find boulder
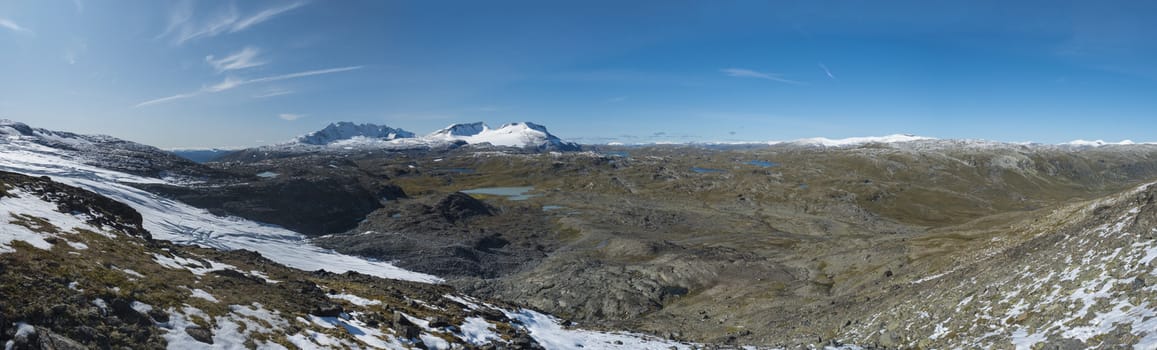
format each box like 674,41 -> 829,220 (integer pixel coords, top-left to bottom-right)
184,326 -> 213,344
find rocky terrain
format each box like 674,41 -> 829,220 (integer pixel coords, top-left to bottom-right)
301,139 -> 1157,347
0,170 -> 690,349
7,119 -> 1157,349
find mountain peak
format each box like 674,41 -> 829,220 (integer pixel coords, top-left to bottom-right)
429,122 -> 487,137
427,121 -> 580,151
296,122 -> 416,145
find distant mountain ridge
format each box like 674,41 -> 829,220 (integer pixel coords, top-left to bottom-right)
0,119 -> 218,179
425,122 -> 581,151
281,121 -> 580,151
296,121 -> 416,145
429,122 -> 486,137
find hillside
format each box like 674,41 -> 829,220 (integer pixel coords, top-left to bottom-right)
8,120 -> 1157,348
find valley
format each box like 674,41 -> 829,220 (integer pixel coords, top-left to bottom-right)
6,2 -> 1153,349
5,119 -> 1157,349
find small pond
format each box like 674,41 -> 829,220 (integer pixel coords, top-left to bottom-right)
745,160 -> 779,168
691,167 -> 726,174
461,186 -> 538,201
256,171 -> 279,178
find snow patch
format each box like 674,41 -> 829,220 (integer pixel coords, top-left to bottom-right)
190,289 -> 219,303
0,189 -> 99,253
327,293 -> 382,306
0,136 -> 440,283
457,317 -> 502,345
504,308 -> 694,349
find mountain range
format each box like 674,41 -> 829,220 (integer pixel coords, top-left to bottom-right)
7,119 -> 1157,348
289,121 -> 579,152
0,120 -> 696,349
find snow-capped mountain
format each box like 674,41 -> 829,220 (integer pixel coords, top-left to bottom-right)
0,120 -> 701,349
1063,139 -> 1157,147
426,122 -> 580,151
429,122 -> 486,137
775,134 -> 935,147
296,121 -> 417,145
0,119 -> 220,179
233,121 -> 581,158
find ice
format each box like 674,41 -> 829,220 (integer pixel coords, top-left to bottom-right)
0,137 -> 441,283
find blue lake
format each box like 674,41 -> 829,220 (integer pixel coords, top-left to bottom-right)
461,186 -> 538,201
745,160 -> 779,168
691,167 -> 726,173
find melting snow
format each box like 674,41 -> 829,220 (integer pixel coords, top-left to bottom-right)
505,308 -> 694,349
308,314 -> 407,349
327,293 -> 382,306
162,304 -> 291,350
0,189 -> 96,253
457,317 -> 502,345
131,301 -> 154,315
190,288 -> 219,303
0,137 -> 441,283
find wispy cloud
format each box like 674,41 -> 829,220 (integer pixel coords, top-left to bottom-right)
135,65 -> 362,107
159,1 -> 307,45
0,18 -> 32,33
253,88 -> 293,99
232,2 -> 307,32
135,92 -> 201,107
721,68 -> 801,84
206,46 -> 267,73
278,113 -> 304,121
606,96 -> 627,103
237,66 -> 361,85
818,62 -> 836,80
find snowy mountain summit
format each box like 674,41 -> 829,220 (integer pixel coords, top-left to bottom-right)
296,121 -> 416,145
427,122 -> 580,151
283,121 -> 579,151
429,122 -> 487,137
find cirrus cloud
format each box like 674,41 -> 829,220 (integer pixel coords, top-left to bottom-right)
0,18 -> 32,33
721,68 -> 801,84
159,1 -> 308,45
135,65 -> 362,107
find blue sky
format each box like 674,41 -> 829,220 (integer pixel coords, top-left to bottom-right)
2,1 -> 1156,148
